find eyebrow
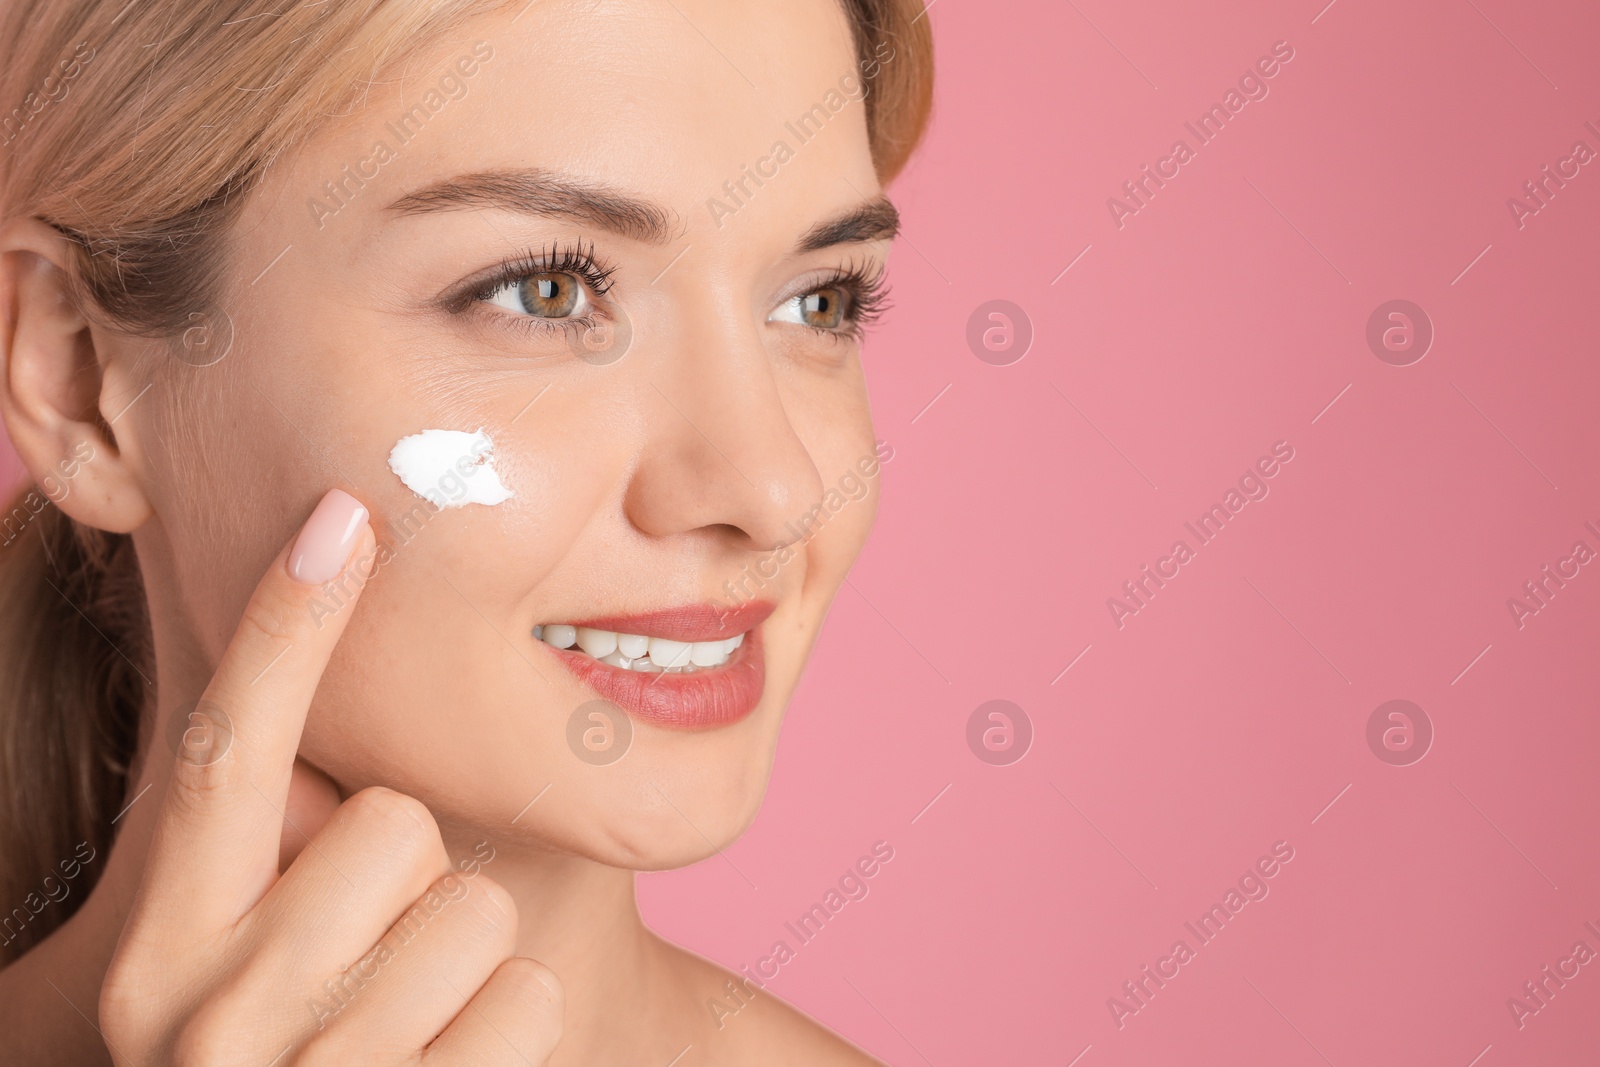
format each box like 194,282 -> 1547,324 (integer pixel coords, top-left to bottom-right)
389,168 -> 676,244
387,168 -> 899,253
797,196 -> 900,252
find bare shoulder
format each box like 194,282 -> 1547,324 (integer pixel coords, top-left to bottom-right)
666,942 -> 886,1066
712,983 -> 886,1066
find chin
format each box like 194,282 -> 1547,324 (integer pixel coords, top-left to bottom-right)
552,720 -> 782,871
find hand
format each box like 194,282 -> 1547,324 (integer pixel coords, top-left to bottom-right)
99,489 -> 563,1065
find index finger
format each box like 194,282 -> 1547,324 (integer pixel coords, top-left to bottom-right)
135,488 -> 376,935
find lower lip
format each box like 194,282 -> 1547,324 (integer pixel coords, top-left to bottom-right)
548,627 -> 766,729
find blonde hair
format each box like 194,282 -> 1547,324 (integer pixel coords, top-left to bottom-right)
0,0 -> 933,963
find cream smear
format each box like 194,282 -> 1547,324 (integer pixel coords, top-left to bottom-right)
387,427 -> 513,508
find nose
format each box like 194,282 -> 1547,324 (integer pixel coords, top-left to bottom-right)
624,316 -> 825,553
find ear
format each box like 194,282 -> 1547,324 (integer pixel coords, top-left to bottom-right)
0,217 -> 153,533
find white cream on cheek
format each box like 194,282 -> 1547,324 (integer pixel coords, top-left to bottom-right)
387,427 -> 514,507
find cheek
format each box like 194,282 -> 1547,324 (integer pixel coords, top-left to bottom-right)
792,454 -> 880,607
794,377 -> 879,567
810,484 -> 878,578
310,407 -> 620,698
143,378 -> 323,659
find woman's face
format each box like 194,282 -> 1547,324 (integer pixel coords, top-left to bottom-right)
132,0 -> 893,865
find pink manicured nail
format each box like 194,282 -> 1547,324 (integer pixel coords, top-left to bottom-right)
288,489 -> 369,585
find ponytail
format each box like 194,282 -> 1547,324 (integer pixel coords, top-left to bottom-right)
0,497 -> 148,964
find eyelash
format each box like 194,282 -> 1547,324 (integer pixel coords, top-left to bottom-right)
448,241 -> 890,342
451,240 -> 617,311
813,257 -> 892,342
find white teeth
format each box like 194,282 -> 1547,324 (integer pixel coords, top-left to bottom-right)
539,622 -> 746,673
648,637 -> 692,668
575,626 -> 617,658
543,624 -> 577,649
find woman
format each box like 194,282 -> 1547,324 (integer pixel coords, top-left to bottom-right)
0,0 -> 933,1061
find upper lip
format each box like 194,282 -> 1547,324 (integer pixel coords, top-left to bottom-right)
550,600 -> 775,643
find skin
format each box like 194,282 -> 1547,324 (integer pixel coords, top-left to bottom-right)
0,0 -> 897,1062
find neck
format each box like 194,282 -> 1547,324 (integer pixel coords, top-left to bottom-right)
429,820 -> 670,1043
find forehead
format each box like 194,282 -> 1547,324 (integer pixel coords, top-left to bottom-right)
254,0 -> 873,238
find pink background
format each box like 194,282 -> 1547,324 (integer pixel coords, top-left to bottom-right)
8,1 -> 1600,1063
642,0 -> 1600,1064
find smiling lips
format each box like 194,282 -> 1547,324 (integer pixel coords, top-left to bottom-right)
534,601 -> 774,729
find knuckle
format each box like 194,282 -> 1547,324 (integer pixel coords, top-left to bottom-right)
297,1027 -> 405,1067
500,957 -> 565,1025
171,1000 -> 248,1067
344,786 -> 439,857
97,967 -> 151,1049
169,967 -> 286,1067
461,874 -> 519,945
165,738 -> 240,808
476,874 -> 517,919
236,584 -> 303,648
